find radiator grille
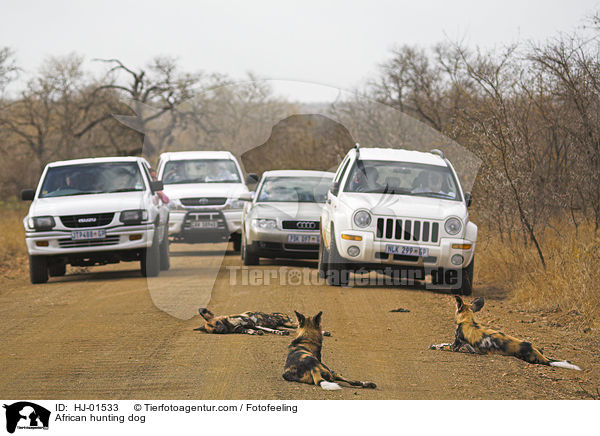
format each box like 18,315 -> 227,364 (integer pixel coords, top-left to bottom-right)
180,197 -> 227,206
376,218 -> 440,243
58,235 -> 120,248
60,213 -> 114,228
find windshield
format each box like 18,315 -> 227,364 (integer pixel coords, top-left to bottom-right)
344,160 -> 461,201
39,162 -> 145,198
161,159 -> 241,184
257,176 -> 333,203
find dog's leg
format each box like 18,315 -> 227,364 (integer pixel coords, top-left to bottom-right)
332,372 -> 377,389
254,326 -> 289,336
429,342 -> 453,350
241,328 -> 263,335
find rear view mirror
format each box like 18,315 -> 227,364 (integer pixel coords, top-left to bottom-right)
238,192 -> 254,202
329,181 -> 340,196
464,192 -> 472,207
245,173 -> 259,185
21,189 -> 35,201
150,180 -> 164,192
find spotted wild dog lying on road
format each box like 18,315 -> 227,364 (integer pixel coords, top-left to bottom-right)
194,308 -> 296,335
430,296 -> 581,370
282,311 -> 377,390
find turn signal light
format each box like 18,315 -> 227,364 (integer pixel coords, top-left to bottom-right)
452,243 -> 472,250
129,234 -> 143,241
35,241 -> 49,247
341,234 -> 363,241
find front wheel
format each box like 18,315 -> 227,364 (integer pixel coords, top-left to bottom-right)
48,263 -> 66,277
159,225 -> 170,271
29,255 -> 49,284
318,233 -> 329,279
326,229 -> 349,286
458,256 -> 474,296
141,229 -> 161,277
242,231 -> 259,266
231,233 -> 242,252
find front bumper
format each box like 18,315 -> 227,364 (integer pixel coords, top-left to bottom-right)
334,229 -> 475,269
248,226 -> 321,259
25,224 -> 155,256
168,209 -> 242,237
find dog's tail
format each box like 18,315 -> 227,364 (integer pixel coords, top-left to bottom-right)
319,380 -> 342,390
549,360 -> 581,371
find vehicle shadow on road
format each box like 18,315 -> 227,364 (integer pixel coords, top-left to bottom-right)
169,249 -> 237,257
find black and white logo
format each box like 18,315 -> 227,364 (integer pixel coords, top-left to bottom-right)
296,221 -> 316,229
3,402 -> 50,433
78,217 -> 97,223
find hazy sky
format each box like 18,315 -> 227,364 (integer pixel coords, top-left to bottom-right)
2,0 -> 599,101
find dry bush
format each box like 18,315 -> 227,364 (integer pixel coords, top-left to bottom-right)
0,200 -> 28,278
477,218 -> 600,331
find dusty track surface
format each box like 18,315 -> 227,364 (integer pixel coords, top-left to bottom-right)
1,244 -> 598,400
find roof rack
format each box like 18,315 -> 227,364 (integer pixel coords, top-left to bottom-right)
429,149 -> 444,159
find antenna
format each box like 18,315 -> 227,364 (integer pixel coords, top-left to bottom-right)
355,142 -> 360,157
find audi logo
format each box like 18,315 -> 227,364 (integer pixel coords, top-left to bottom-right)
78,217 -> 97,223
296,221 -> 316,229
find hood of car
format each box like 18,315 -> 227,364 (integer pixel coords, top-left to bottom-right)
251,202 -> 325,220
339,192 -> 467,220
162,183 -> 248,200
29,191 -> 147,217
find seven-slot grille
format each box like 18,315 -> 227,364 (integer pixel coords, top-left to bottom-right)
282,220 -> 320,231
376,218 -> 440,243
180,197 -> 227,206
60,213 -> 114,228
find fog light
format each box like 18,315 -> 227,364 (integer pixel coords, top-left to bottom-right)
451,254 -> 464,265
347,246 -> 360,257
35,241 -> 49,247
129,234 -> 143,241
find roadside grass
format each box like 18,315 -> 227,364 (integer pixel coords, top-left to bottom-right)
0,199 -> 28,279
477,219 -> 600,332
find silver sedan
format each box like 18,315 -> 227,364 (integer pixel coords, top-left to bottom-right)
239,170 -> 334,265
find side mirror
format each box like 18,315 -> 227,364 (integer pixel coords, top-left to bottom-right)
464,192 -> 472,207
21,189 -> 35,201
245,173 -> 259,185
329,181 -> 340,196
238,192 -> 254,202
150,180 -> 164,192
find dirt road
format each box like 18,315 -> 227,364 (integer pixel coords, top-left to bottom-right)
1,244 -> 598,400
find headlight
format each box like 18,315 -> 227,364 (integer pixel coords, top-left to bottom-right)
445,217 -> 462,235
353,210 -> 372,228
120,209 -> 148,224
228,199 -> 245,210
168,199 -> 182,210
253,218 -> 277,229
30,216 -> 55,231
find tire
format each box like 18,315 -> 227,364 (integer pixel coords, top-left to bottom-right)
318,232 -> 329,279
242,231 -> 259,266
29,255 -> 49,284
458,256 -> 474,296
48,263 -> 66,277
141,228 -> 161,277
159,225 -> 170,271
326,227 -> 349,286
231,233 -> 242,252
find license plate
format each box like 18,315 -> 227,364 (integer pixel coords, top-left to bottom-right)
191,221 -> 219,229
287,234 -> 320,244
71,230 -> 106,240
385,244 -> 429,257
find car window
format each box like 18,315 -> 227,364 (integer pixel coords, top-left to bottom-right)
257,176 -> 333,203
162,159 -> 241,184
334,156 -> 351,183
343,160 -> 460,201
39,162 -> 145,198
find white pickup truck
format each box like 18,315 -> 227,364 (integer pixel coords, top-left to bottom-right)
319,146 -> 477,294
156,151 -> 250,250
21,157 -> 170,283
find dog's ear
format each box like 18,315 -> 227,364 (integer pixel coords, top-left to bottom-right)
471,297 -> 484,313
198,308 -> 214,321
313,311 -> 323,327
455,295 -> 465,311
294,310 -> 306,327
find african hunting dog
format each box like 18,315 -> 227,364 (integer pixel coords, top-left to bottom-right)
430,296 -> 581,370
282,311 -> 377,390
194,308 -> 296,335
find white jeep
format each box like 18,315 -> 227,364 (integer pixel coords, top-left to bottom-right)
156,151 -> 250,251
319,146 -> 477,294
21,156 -> 170,283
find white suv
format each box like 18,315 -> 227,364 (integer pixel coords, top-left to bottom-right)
157,151 -> 249,250
21,157 -> 170,283
319,146 -> 477,294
